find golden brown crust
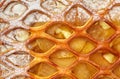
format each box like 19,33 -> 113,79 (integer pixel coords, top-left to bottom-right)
0,0 -> 120,79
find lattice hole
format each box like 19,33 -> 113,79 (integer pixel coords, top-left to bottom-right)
46,23 -> 73,39
71,61 -> 98,79
29,62 -> 57,77
0,43 -> 12,54
6,51 -> 34,67
4,28 -> 30,42
90,50 -> 118,67
23,11 -> 50,26
49,49 -> 77,68
87,21 -> 115,41
27,38 -> 55,53
69,37 -> 95,54
3,2 -> 27,18
65,5 -> 91,26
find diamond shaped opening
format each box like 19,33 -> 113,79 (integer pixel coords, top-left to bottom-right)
71,61 -> 98,79
3,2 -> 27,19
23,11 -> 50,26
96,75 -> 112,79
90,50 -> 118,67
87,21 -> 115,41
46,23 -> 73,39
0,43 -> 12,54
52,75 -> 72,79
69,37 -> 95,54
112,63 -> 120,78
0,62 -> 14,78
110,35 -> 120,53
49,49 -> 77,68
65,5 -> 91,27
27,38 -> 55,53
105,5 -> 120,27
41,0 -> 68,14
6,51 -> 34,67
11,75 -> 32,79
28,62 -> 57,77
5,28 -> 30,42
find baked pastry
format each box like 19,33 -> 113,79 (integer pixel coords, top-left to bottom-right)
0,0 -> 120,79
